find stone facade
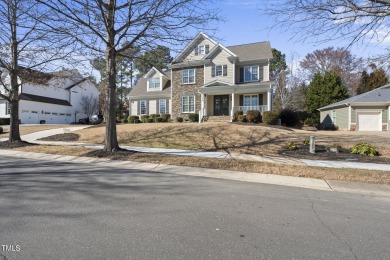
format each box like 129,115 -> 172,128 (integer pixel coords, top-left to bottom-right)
171,66 -> 206,120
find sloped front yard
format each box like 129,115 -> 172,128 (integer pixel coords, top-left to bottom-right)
44,122 -> 390,163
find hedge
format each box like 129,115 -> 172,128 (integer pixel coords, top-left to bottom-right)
189,113 -> 199,122
262,111 -> 279,125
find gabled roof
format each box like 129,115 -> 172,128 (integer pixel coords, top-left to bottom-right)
20,93 -> 71,106
203,43 -> 237,60
202,80 -> 234,88
128,70 -> 171,98
319,84 -> 390,110
144,67 -> 169,79
171,32 -> 218,63
227,42 -> 273,62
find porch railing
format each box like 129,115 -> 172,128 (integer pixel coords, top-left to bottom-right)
233,105 -> 269,115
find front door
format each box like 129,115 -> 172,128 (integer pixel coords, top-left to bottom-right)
214,95 -> 229,116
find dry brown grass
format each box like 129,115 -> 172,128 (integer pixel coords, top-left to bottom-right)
12,145 -> 390,185
71,122 -> 390,158
0,125 -> 71,138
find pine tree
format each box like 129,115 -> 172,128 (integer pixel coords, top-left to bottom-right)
306,71 -> 349,117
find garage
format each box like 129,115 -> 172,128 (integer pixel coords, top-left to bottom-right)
357,112 -> 382,131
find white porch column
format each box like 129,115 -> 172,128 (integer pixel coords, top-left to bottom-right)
200,93 -> 205,123
231,92 -> 235,122
267,89 -> 272,111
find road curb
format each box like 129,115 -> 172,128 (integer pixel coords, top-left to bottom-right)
0,149 -> 333,192
1,149 -> 389,197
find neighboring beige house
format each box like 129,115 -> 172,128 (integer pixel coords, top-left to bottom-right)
128,67 -> 171,116
128,32 -> 273,121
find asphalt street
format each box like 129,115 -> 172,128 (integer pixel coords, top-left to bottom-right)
0,155 -> 389,260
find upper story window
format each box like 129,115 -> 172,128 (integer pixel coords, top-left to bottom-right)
148,78 -> 160,90
182,69 -> 195,84
244,66 -> 259,82
212,65 -> 228,77
194,44 -> 209,55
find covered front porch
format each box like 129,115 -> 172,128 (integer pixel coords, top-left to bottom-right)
199,82 -> 272,122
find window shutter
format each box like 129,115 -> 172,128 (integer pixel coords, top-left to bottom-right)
239,95 -> 243,106
240,68 -> 244,82
194,46 -> 198,56
211,66 -> 215,77
205,45 -> 209,54
137,101 -> 140,115
259,94 -> 263,105
146,100 -> 149,115
223,65 -> 227,76
166,99 -> 170,114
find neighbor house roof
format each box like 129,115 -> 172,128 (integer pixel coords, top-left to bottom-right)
18,67 -> 53,85
319,84 -> 390,110
128,70 -> 171,98
227,42 -> 273,62
20,93 -> 72,106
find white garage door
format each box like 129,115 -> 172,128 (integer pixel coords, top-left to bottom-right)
358,112 -> 381,131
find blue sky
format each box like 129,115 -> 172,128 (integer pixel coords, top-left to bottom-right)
210,1 -> 389,63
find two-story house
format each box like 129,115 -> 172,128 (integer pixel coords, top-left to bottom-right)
128,32 -> 273,121
0,68 -> 100,124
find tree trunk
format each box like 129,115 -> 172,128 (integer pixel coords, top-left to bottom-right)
8,72 -> 21,142
9,4 -> 21,143
103,0 -> 119,152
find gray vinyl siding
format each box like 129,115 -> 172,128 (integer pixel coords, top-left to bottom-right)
351,106 -> 388,123
320,107 -> 348,129
336,107 -> 348,130
320,110 -> 332,127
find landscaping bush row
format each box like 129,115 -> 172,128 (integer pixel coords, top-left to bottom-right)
124,114 -> 171,124
234,108 -> 304,127
286,140 -> 380,157
176,113 -> 199,123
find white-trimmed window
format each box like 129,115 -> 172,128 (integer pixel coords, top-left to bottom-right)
159,99 -> 167,114
198,45 -> 205,55
212,65 -> 228,77
216,65 -> 223,76
182,69 -> 195,84
148,78 -> 160,90
5,102 -> 10,115
139,100 -> 147,115
243,94 -> 258,107
244,66 -> 259,82
181,96 -> 195,113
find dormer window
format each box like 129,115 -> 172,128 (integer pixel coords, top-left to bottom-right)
148,78 -> 160,90
198,45 -> 205,55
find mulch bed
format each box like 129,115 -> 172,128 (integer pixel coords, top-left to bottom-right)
0,140 -> 38,149
280,145 -> 390,164
38,133 -> 80,142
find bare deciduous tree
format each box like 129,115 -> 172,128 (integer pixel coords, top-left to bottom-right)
265,1 -> 390,52
300,47 -> 363,95
0,0 -> 75,142
39,0 -> 219,152
80,94 -> 99,118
